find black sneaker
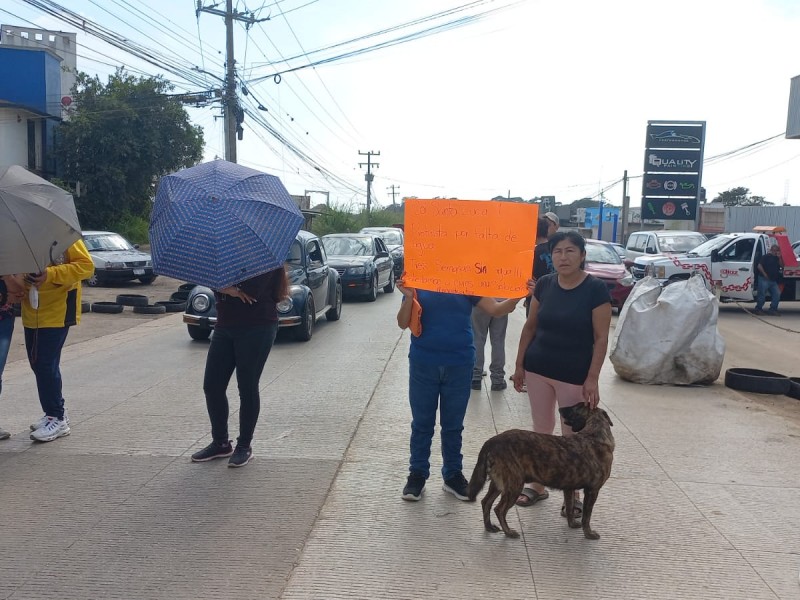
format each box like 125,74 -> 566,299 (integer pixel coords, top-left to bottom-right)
191,440 -> 233,462
443,472 -> 470,501
402,472 -> 426,501
228,445 -> 253,468
491,381 -> 507,391
471,377 -> 482,390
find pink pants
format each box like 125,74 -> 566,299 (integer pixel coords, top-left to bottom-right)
524,371 -> 584,437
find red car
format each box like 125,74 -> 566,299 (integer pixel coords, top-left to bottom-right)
584,239 -> 635,311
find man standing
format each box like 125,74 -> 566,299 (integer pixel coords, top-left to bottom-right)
23,239 -> 94,442
754,244 -> 784,316
471,300 -> 509,391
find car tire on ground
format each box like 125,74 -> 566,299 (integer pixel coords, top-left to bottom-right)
724,368 -> 791,395
787,377 -> 800,401
91,301 -> 124,314
383,270 -> 395,294
295,296 -> 315,342
155,300 -> 186,312
366,274 -> 378,302
325,283 -> 342,321
139,275 -> 157,285
132,304 -> 167,315
187,325 -> 211,341
116,294 -> 149,307
81,300 -> 91,313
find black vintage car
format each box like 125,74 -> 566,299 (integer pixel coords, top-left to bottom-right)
321,233 -> 395,301
359,227 -> 404,278
183,230 -> 343,342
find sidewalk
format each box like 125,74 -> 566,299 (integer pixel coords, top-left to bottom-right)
0,303 -> 799,599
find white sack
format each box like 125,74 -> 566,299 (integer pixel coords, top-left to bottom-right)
609,273 -> 725,385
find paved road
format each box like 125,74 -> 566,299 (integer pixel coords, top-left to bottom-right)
1,290 -> 799,599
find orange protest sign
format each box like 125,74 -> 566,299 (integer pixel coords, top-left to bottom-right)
403,199 -> 538,297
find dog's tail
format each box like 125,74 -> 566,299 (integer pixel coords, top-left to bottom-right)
466,441 -> 490,501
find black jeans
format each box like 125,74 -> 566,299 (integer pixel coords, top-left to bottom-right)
203,322 -> 278,448
25,326 -> 70,419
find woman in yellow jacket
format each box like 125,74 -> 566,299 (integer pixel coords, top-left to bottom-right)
23,239 -> 94,442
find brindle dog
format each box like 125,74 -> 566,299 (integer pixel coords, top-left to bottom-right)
467,403 -> 614,540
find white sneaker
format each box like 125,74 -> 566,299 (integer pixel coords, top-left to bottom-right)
30,417 -> 70,442
30,412 -> 69,432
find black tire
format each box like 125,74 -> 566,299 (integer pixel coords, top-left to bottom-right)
139,275 -> 157,285
155,300 -> 186,313
116,294 -> 149,307
788,377 -> 800,401
724,368 -> 791,395
133,304 -> 167,315
325,282 -> 342,321
91,301 -> 124,314
81,300 -> 91,313
383,270 -> 395,293
294,296 -> 315,341
366,273 -> 378,302
170,291 -> 190,302
187,325 -> 211,341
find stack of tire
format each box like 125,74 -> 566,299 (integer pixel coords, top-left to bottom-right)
724,368 -> 800,401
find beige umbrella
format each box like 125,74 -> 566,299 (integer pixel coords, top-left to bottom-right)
0,165 -> 82,274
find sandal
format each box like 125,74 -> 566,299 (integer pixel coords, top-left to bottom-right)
516,487 -> 548,507
560,499 -> 583,518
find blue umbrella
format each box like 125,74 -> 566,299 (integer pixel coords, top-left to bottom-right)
150,160 -> 304,289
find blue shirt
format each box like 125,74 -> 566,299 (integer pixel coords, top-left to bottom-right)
407,290 -> 480,366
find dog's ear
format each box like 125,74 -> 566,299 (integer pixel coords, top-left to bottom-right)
559,404 -> 587,432
601,409 -> 614,427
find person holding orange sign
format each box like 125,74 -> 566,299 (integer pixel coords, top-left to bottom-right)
396,277 -> 521,502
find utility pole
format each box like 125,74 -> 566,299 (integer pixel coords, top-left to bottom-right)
197,0 -> 268,163
358,150 -> 380,220
620,170 -> 630,244
386,184 -> 400,207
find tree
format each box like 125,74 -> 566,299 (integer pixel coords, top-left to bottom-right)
713,187 -> 773,207
57,69 -> 204,229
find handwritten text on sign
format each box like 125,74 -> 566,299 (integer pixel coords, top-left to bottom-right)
404,199 -> 538,297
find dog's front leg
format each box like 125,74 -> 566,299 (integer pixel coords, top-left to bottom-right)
581,488 -> 600,540
563,490 -> 581,529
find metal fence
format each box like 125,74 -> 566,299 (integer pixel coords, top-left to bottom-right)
724,206 -> 800,241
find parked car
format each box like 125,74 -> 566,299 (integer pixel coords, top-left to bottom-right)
625,230 -> 707,276
608,242 -> 627,261
183,230 -> 342,342
82,230 -> 156,286
359,226 -> 404,277
793,240 -> 800,260
321,233 -> 395,300
584,239 -> 635,311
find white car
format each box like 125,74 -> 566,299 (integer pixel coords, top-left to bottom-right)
626,230 -> 707,278
82,230 -> 156,286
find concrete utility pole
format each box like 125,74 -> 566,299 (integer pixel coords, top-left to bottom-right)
358,150 -> 380,219
620,170 -> 630,244
196,0 -> 268,163
386,184 -> 400,207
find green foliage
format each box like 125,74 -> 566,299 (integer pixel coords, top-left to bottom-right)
57,69 -> 204,230
713,187 -> 773,206
109,213 -> 151,245
310,205 -> 403,236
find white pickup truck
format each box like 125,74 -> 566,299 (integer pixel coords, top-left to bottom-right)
633,229 -> 800,302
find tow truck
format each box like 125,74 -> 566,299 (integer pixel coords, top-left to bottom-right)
636,226 -> 800,302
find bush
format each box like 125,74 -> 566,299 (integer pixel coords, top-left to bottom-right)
108,213 -> 151,245
311,205 -> 403,236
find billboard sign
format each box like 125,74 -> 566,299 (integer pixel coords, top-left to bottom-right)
644,149 -> 701,173
641,173 -> 701,197
646,124 -> 704,149
641,198 -> 698,221
584,207 -> 620,228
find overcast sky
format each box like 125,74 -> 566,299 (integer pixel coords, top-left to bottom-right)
4,0 -> 800,209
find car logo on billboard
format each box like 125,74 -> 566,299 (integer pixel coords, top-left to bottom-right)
645,179 -> 661,189
664,180 -> 677,191
649,129 -> 701,144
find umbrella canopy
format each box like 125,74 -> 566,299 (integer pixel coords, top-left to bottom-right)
0,165 -> 82,275
149,160 -> 304,289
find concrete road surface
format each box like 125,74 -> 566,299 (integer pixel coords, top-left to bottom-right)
1,290 -> 799,599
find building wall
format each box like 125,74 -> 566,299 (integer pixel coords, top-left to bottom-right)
0,107 -> 31,165
0,47 -> 62,116
724,206 -> 800,241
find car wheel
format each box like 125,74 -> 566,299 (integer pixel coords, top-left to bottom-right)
91,301 -> 124,314
116,294 -> 149,307
724,368 -> 791,395
366,274 -> 378,302
326,282 -> 342,321
383,270 -> 395,293
139,275 -> 157,285
81,300 -> 91,313
295,296 -> 315,341
85,273 -> 101,287
187,325 -> 211,341
133,304 -> 167,315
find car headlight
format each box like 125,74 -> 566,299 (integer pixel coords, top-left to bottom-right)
619,274 -> 634,287
105,261 -> 124,269
191,293 -> 211,312
653,266 -> 666,279
145,260 -> 152,267
277,297 -> 293,313
348,266 -> 366,275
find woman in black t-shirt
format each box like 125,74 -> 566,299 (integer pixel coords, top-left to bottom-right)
511,232 -> 612,513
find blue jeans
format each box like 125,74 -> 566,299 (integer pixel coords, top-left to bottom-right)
756,278 -> 780,311
24,326 -> 71,419
0,314 -> 14,397
203,322 -> 278,448
408,360 -> 472,480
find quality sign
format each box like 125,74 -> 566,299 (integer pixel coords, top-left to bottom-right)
643,149 -> 701,173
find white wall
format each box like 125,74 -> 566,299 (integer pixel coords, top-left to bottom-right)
0,108 -> 30,166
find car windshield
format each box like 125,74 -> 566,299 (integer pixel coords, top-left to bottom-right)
685,235 -> 734,257
364,229 -> 402,245
585,243 -> 622,265
285,240 -> 303,266
657,234 -> 706,252
610,245 -> 626,257
84,234 -> 134,252
323,236 -> 372,256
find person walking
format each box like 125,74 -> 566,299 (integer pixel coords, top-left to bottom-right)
511,232 -> 612,515
396,278 -> 521,501
24,240 -> 94,442
471,299 -> 509,392
191,267 -> 288,468
0,274 -> 26,440
754,244 -> 784,316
